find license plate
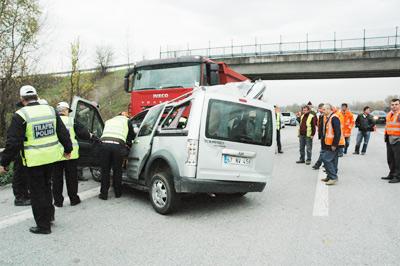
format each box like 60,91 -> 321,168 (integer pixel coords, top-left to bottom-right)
223,155 -> 251,166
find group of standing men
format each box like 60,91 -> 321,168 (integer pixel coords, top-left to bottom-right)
0,85 -> 134,234
275,98 -> 400,186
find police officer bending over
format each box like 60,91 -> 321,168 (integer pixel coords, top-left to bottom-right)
99,112 -> 135,200
0,86 -> 72,234
52,102 -> 93,207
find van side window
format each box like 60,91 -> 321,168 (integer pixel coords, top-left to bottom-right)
75,101 -> 104,138
162,102 -> 192,130
206,99 -> 273,146
137,106 -> 163,137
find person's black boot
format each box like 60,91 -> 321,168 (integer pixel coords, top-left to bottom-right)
70,196 -> 81,206
296,160 -> 305,164
312,165 -> 320,170
98,193 -> 108,200
353,145 -> 360,154
29,227 -> 51,234
388,178 -> 400,184
381,176 -> 393,180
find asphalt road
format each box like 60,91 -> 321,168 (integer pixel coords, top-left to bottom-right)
0,126 -> 398,266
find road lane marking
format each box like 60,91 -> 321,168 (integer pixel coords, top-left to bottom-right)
312,168 -> 329,217
0,186 -> 100,230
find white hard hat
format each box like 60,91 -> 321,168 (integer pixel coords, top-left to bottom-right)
38,98 -> 48,105
56,101 -> 72,112
19,85 -> 37,97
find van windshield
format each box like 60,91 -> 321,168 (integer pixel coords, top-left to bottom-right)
206,99 -> 273,146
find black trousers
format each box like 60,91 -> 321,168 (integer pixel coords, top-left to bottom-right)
27,164 -> 55,230
52,160 -> 80,205
276,130 -> 282,152
387,142 -> 400,179
100,143 -> 126,196
344,137 -> 351,154
12,156 -> 29,200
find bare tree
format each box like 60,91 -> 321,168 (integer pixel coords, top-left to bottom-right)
0,0 -> 41,144
95,45 -> 113,76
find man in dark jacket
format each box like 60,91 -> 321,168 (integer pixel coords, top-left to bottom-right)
296,105 -> 317,165
353,106 -> 375,155
0,85 -> 72,234
275,105 -> 283,153
312,103 -> 325,170
321,104 -> 345,185
52,102 -> 94,207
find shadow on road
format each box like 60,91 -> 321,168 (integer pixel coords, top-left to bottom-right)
121,185 -> 254,216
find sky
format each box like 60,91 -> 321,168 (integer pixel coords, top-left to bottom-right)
36,0 -> 400,105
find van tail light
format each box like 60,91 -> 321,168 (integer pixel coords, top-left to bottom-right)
185,139 -> 198,166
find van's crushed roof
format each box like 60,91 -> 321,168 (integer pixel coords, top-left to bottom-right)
200,81 -> 267,100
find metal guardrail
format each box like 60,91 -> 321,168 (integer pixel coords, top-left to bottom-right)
160,28 -> 400,59
38,62 -> 134,77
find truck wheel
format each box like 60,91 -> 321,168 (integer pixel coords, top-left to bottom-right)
90,167 -> 102,182
149,172 -> 179,215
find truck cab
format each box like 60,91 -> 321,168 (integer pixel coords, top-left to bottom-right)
72,81 -> 275,215
124,56 -> 248,116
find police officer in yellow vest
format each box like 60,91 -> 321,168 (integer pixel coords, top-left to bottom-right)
296,105 -> 317,165
52,102 -> 93,207
0,86 -> 72,234
274,105 -> 283,153
99,112 -> 135,200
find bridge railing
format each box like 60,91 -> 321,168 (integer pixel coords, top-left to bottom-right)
160,32 -> 399,59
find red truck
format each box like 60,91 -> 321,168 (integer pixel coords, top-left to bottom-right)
124,56 -> 248,116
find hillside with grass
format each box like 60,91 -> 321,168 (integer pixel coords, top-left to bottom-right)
36,69 -> 130,120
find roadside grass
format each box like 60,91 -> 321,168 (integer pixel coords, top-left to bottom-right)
0,163 -> 13,186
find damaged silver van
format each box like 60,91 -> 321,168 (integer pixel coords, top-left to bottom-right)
72,81 -> 275,214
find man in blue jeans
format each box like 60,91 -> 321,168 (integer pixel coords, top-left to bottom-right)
296,106 -> 317,165
354,106 -> 375,155
321,104 -> 345,186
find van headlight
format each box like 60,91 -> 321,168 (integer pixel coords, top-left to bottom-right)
373,116 -> 379,120
185,139 -> 198,166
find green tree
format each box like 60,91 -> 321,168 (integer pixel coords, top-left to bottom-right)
68,38 -> 81,103
0,0 -> 41,145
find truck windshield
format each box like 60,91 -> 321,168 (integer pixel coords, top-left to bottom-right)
132,64 -> 201,90
206,99 -> 273,146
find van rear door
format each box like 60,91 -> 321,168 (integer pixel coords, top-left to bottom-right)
196,95 -> 274,183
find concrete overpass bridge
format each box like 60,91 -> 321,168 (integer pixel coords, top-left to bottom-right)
161,30 -> 400,80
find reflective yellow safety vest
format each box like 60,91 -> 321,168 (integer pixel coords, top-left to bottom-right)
276,113 -> 281,130
60,115 -> 79,160
299,113 -> 315,137
101,115 -> 129,142
16,104 -> 63,167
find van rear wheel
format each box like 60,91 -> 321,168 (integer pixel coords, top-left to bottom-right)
149,172 -> 179,215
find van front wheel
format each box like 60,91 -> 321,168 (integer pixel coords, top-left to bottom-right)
149,172 -> 179,215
